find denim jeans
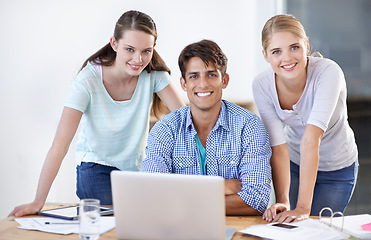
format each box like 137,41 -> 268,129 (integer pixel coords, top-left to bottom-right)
289,160 -> 358,216
76,162 -> 120,205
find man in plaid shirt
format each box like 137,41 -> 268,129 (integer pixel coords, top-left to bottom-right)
141,40 -> 272,215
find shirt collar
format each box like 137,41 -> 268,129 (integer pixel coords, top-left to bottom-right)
185,100 -> 230,132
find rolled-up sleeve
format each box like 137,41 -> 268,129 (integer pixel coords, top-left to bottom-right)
237,117 -> 272,213
307,63 -> 344,132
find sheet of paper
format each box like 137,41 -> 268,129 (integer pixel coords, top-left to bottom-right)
15,216 -> 115,235
240,219 -> 348,240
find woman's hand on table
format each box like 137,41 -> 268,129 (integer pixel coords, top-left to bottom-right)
8,201 -> 43,217
263,203 -> 289,222
264,204 -> 310,223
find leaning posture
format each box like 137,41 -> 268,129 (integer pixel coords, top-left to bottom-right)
9,10 -> 184,217
253,14 -> 358,222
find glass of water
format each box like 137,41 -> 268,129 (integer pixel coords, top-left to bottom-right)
79,199 -> 101,240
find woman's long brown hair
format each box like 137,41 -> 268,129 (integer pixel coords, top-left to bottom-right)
81,10 -> 169,117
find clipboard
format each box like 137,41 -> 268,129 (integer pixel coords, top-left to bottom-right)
38,205 -> 113,220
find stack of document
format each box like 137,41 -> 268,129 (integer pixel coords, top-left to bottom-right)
15,217 -> 115,235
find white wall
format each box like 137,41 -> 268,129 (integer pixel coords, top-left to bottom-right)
0,0 -> 279,219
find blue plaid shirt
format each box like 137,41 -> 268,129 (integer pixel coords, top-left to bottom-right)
141,100 -> 272,213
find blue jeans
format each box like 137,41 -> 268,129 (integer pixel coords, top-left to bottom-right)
76,162 -> 119,205
289,161 -> 358,216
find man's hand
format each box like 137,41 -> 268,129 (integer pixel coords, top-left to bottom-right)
225,179 -> 242,195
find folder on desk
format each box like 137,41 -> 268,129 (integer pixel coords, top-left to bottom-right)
240,219 -> 347,240
240,207 -> 371,240
319,207 -> 371,240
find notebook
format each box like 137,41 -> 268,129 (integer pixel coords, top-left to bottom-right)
111,170 -> 228,240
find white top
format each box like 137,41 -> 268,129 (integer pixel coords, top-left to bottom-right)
253,56 -> 357,171
65,62 -> 171,170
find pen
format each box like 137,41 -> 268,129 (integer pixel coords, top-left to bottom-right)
45,221 -> 79,225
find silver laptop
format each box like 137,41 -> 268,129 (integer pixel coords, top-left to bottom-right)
111,170 -> 227,240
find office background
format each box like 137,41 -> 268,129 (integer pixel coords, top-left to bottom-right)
1,0 -> 370,219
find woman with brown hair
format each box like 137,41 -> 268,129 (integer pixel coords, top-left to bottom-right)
9,10 -> 184,217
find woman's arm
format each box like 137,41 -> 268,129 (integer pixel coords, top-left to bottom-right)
8,107 -> 82,217
263,143 -> 291,222
156,82 -> 185,111
271,124 -> 324,223
271,144 -> 291,205
295,124 -> 324,215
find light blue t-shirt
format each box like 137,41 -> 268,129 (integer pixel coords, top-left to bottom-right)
65,62 -> 171,170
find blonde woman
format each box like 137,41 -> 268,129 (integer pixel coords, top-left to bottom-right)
253,14 -> 358,223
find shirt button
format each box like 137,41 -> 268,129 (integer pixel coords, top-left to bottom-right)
231,161 -> 235,164
179,163 -> 183,167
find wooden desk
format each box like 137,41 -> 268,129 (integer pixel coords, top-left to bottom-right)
0,203 -> 267,240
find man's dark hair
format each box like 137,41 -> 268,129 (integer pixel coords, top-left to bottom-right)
178,39 -> 228,79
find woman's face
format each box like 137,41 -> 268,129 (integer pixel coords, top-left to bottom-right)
111,30 -> 155,76
263,31 -> 309,82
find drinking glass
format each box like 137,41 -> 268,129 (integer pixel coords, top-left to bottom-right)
79,199 -> 100,240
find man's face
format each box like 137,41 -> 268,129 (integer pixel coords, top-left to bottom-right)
180,57 -> 229,114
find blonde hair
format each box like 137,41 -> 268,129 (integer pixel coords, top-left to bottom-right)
262,14 -> 309,54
